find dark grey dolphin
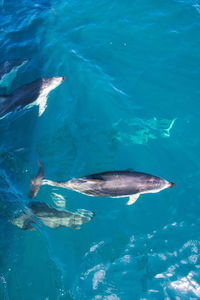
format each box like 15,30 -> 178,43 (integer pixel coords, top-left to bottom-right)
11,202 -> 94,230
0,77 -> 64,118
30,164 -> 175,205
0,59 -> 28,80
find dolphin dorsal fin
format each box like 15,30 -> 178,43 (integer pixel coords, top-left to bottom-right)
126,193 -> 140,205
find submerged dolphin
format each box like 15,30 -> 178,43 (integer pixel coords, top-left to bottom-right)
30,164 -> 175,205
11,202 -> 94,230
0,59 -> 28,80
0,77 -> 64,118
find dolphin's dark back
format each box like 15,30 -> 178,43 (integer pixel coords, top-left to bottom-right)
0,79 -> 43,117
78,170 -> 166,197
0,77 -> 64,118
28,165 -> 174,199
0,95 -> 15,117
29,202 -> 72,218
86,171 -> 143,180
8,79 -> 44,106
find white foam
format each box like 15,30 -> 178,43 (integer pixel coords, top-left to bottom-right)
92,269 -> 106,290
170,272 -> 200,297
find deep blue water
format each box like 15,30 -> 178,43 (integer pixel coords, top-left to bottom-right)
0,0 -> 200,299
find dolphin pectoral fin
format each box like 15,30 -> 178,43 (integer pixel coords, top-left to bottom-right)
35,94 -> 48,116
126,194 -> 140,205
38,97 -> 47,116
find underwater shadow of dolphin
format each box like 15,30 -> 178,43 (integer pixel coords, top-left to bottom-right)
0,76 -> 65,118
29,162 -> 175,205
0,59 -> 28,81
11,202 -> 94,230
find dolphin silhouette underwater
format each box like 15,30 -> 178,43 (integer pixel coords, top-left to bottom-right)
11,202 -> 94,230
0,76 -> 64,118
30,163 -> 175,205
0,59 -> 28,81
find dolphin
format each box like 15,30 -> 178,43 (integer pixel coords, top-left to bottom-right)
11,202 -> 94,230
29,164 -> 175,205
0,59 -> 28,81
0,76 -> 65,118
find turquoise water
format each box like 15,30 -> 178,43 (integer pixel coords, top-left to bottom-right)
0,0 -> 200,299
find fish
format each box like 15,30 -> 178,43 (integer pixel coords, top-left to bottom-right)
29,163 -> 175,205
0,76 -> 65,118
11,202 -> 94,230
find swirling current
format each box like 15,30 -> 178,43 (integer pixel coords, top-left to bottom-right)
0,0 -> 200,299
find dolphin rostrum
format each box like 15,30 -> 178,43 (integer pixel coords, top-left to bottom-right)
0,77 -> 65,118
11,202 -> 94,230
29,164 -> 175,205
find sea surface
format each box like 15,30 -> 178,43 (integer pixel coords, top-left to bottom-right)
0,0 -> 200,299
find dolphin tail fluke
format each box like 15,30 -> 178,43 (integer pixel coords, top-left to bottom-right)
29,161 -> 44,198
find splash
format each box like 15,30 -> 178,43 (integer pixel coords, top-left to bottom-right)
170,272 -> 200,297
